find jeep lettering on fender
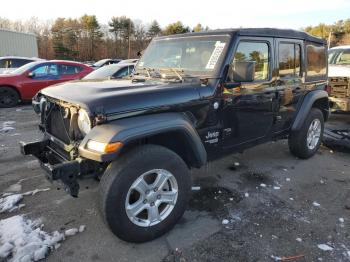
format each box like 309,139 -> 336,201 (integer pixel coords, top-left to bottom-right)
21,28 -> 329,243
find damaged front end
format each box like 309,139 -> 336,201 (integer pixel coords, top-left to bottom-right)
21,96 -> 103,197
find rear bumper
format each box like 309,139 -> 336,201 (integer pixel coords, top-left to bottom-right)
20,140 -> 83,197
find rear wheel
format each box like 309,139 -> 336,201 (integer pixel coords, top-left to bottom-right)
288,108 -> 324,159
0,87 -> 20,108
99,144 -> 191,242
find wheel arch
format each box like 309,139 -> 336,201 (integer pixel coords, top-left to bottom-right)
0,85 -> 22,100
79,113 -> 207,168
291,90 -> 329,132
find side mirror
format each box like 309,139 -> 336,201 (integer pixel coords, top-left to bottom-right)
28,72 -> 35,78
228,61 -> 256,82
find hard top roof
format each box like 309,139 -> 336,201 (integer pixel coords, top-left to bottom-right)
157,28 -> 326,44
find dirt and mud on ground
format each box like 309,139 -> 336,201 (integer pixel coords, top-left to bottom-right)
0,106 -> 349,262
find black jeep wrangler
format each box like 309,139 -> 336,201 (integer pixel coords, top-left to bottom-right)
21,28 -> 329,243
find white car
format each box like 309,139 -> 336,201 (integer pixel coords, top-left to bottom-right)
328,46 -> 350,111
0,56 -> 42,74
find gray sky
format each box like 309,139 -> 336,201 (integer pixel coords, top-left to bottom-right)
3,0 -> 350,29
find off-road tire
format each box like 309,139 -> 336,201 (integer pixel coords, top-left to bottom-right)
0,86 -> 20,108
288,108 -> 324,159
99,144 -> 191,243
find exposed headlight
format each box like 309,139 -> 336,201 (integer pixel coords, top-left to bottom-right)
77,109 -> 91,136
86,140 -> 123,153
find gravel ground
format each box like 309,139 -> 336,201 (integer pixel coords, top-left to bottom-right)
0,106 -> 349,262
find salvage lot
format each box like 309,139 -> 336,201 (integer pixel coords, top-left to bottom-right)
0,106 -> 349,262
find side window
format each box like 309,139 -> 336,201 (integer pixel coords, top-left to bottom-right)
0,60 -> 11,68
278,43 -> 301,78
12,59 -> 31,68
113,67 -> 129,78
32,64 -> 59,78
233,41 -> 270,81
60,65 -> 82,75
306,43 -> 327,81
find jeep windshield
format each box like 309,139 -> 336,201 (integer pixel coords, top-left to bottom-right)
328,48 -> 350,65
136,35 -> 231,79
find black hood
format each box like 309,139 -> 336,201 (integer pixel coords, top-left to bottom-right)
40,79 -> 202,116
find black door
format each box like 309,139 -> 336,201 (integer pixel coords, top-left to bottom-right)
221,38 -> 277,148
274,39 -> 304,132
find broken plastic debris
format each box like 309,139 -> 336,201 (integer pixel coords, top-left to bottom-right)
313,201 -> 321,207
317,244 -> 334,251
191,186 -> 201,191
260,183 -> 266,188
222,219 -> 229,225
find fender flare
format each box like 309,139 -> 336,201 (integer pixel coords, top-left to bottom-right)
291,90 -> 329,132
79,112 -> 207,167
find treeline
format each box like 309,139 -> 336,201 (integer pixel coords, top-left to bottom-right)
304,19 -> 350,47
0,16 -> 208,61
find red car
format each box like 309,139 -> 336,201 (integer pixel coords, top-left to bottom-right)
0,60 -> 93,107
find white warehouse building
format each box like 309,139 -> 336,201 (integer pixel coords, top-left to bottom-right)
0,29 -> 38,57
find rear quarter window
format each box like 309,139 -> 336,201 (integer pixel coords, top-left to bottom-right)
61,65 -> 83,75
306,43 -> 327,81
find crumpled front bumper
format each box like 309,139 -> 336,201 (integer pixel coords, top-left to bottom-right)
20,140 -> 83,197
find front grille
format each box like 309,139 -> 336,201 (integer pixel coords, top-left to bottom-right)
47,105 -> 72,144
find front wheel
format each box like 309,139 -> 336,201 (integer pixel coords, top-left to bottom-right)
288,108 -> 324,159
99,144 -> 191,242
0,87 -> 20,108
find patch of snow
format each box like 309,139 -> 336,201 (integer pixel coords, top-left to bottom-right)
9,203 -> 25,213
0,194 -> 23,213
273,186 -> 281,190
283,168 -> 288,172
78,225 -> 86,233
296,237 -> 302,242
15,108 -> 22,112
65,228 -> 78,237
339,218 -> 345,223
313,201 -> 321,207
320,179 -> 325,184
244,192 -> 249,198
218,190 -> 222,194
229,198 -> 234,201
222,219 -> 229,225
0,121 -> 16,133
0,215 -> 65,261
289,197 -> 294,201
317,244 -> 334,251
0,188 -> 50,213
260,183 -> 266,188
191,186 -> 200,191
234,162 -> 240,166
23,188 -> 50,196
271,255 -> 282,261
286,178 -> 291,182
